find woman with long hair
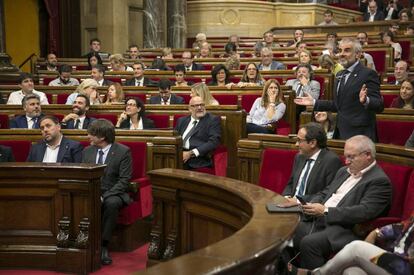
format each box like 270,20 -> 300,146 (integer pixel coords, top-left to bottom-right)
190,83 -> 219,106
209,64 -> 234,87
246,79 -> 286,133
293,49 -> 317,71
116,97 -> 155,129
313,111 -> 335,139
390,79 -> 414,109
238,63 -> 265,87
66,78 -> 100,105
87,52 -> 103,70
104,83 -> 125,105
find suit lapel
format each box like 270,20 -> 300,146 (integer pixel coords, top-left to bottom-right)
83,117 -> 89,129
343,64 -> 361,92
105,143 -> 116,164
56,137 -> 68,162
305,150 -> 326,190
292,156 -> 307,191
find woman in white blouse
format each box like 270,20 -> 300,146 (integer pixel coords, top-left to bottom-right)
246,79 -> 286,134
116,97 -> 155,130
381,31 -> 402,61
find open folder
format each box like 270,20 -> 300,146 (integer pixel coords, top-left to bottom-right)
266,203 -> 302,213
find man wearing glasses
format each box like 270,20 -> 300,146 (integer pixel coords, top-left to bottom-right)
174,96 -> 221,169
281,135 -> 391,271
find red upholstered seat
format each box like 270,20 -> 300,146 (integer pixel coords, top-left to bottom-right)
173,114 -> 186,127
241,94 -> 260,112
92,114 -> 118,126
0,114 -> 9,129
57,93 -> 70,104
0,140 -> 32,161
214,94 -> 238,105
313,76 -> 325,99
402,172 -> 414,220
194,145 -> 228,177
46,93 -> 53,104
382,94 -> 398,108
276,119 -> 291,135
377,120 -> 414,146
146,114 -> 170,128
399,40 -> 411,61
258,148 -> 297,193
42,77 -> 55,85
366,50 -> 386,73
125,93 -> 146,103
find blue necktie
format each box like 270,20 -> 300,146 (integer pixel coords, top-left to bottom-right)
297,159 -> 314,197
97,149 -> 104,164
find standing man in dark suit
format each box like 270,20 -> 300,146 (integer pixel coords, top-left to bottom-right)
149,79 -> 185,105
295,38 -> 384,141
181,51 -> 205,72
124,61 -> 157,87
61,94 -> 96,130
0,145 -> 15,162
285,135 -> 392,270
82,119 -> 132,265
282,123 -> 342,201
10,94 -> 44,129
175,96 -> 221,169
27,116 -> 83,163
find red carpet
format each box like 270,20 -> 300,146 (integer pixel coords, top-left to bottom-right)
0,243 -> 149,275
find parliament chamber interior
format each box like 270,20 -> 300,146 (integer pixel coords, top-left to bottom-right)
0,0 -> 413,274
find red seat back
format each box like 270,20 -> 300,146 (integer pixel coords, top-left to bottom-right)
125,93 -> 146,103
57,94 -> 70,104
119,141 -> 147,180
377,120 -> 414,146
214,94 -> 238,105
0,114 -> 9,129
258,148 -> 297,193
0,140 -> 32,161
382,94 -> 398,108
241,94 -> 261,112
377,161 -> 412,218
366,50 -> 386,73
173,114 -> 187,127
399,40 -> 411,61
92,114 -> 118,126
402,172 -> 414,220
146,114 -> 170,128
276,119 -> 291,135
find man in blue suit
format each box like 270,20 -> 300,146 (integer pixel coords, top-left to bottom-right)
61,94 -> 96,129
175,96 -> 221,169
27,115 -> 83,163
9,94 -> 44,129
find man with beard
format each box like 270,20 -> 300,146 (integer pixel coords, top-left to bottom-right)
10,94 -> 44,128
295,38 -> 383,141
48,64 -> 80,86
27,115 -> 83,163
46,53 -> 58,71
61,94 -> 96,129
175,96 -> 221,170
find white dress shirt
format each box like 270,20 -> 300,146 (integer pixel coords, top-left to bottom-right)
7,90 -> 49,105
95,144 -> 112,164
294,149 -> 321,196
42,136 -> 63,163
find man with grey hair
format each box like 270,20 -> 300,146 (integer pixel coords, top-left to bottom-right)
295,38 -> 383,141
258,47 -> 285,71
286,135 -> 392,270
393,60 -> 409,85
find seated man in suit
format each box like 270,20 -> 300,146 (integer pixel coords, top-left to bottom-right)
149,78 -> 185,105
282,135 -> 392,270
7,72 -> 49,105
27,115 -> 83,163
82,119 -> 132,265
175,96 -> 221,169
0,145 -> 15,162
363,0 -> 385,21
61,94 -> 96,129
181,51 -> 205,72
48,64 -> 80,86
258,47 -> 285,71
393,60 -> 409,85
124,61 -> 156,87
91,65 -> 112,87
10,94 -> 44,129
282,122 -> 342,201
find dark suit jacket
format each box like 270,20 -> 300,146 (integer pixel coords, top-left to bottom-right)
363,11 -> 385,21
26,136 -> 83,163
101,79 -> 113,87
175,113 -> 221,168
149,94 -> 185,105
124,77 -> 157,87
314,62 -> 383,141
10,115 -> 44,129
0,145 -> 15,162
61,116 -> 96,130
118,117 -> 155,129
282,148 -> 343,201
82,142 -> 132,204
258,61 -> 286,70
308,164 -> 392,251
183,63 -> 205,71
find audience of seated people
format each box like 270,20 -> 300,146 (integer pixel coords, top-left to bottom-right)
398,8 -> 410,22
173,65 -> 191,87
115,97 -> 155,130
287,29 -> 305,48
149,78 -> 185,105
318,9 -> 338,25
125,61 -> 156,87
317,54 -> 343,76
104,83 -> 125,105
261,31 -> 281,49
109,54 -> 133,72
258,47 -> 285,71
392,60 -> 409,85
128,44 -> 140,60
83,38 -> 110,59
66,78 -> 100,105
181,51 -> 205,71
91,64 -> 112,87
45,53 -> 58,72
7,73 -> 49,105
246,79 -> 286,134
209,64 -> 234,88
62,94 -> 96,129
175,96 -> 221,170
363,0 -> 385,21
87,52 -> 103,70
312,111 -> 335,139
48,64 -> 80,86
390,79 -> 414,109
292,49 -> 318,71
149,57 -> 171,71
192,32 -> 207,50
282,122 -> 342,200
190,82 -> 219,106
238,62 -> 265,87
27,115 -> 83,163
355,32 -> 376,71
325,32 -> 339,55
195,42 -> 212,59
10,94 -> 44,129
161,47 -> 174,60
286,63 -> 320,100
380,31 -> 402,61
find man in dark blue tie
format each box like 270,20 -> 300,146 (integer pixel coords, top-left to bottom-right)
282,122 -> 342,202
9,94 -> 44,129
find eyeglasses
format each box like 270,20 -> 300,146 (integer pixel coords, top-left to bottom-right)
295,137 -> 308,144
344,151 -> 368,161
190,103 -> 205,108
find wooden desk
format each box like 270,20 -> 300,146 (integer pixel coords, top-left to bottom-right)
0,163 -> 105,274
140,169 -> 299,274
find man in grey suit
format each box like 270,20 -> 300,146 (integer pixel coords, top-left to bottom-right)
282,123 -> 342,201
258,47 -> 285,71
287,135 -> 392,270
82,119 -> 132,265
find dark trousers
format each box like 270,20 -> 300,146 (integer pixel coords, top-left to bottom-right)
246,123 -> 273,134
102,195 -> 123,242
